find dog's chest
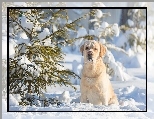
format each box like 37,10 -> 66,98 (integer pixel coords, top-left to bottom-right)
83,75 -> 107,92
85,80 -> 102,102
85,77 -> 100,89
86,77 -> 94,83
83,62 -> 104,78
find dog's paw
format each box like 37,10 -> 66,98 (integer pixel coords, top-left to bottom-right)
102,102 -> 108,106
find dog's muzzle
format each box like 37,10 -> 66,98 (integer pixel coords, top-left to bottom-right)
87,51 -> 93,61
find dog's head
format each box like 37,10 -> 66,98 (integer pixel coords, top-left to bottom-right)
80,40 -> 106,63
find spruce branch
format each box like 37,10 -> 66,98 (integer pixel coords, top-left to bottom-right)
33,9 -> 97,44
9,15 -> 32,40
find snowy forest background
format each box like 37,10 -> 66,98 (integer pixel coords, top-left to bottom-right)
2,2 -> 154,119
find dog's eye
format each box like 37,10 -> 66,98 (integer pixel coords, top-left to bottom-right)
85,47 -> 89,50
94,48 -> 97,50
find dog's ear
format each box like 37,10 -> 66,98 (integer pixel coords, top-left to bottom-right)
99,43 -> 106,57
80,44 -> 84,56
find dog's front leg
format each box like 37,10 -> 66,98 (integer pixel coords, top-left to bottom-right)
101,93 -> 109,106
103,98 -> 108,106
80,94 -> 88,103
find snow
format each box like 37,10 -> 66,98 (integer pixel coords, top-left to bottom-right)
19,16 -> 33,31
89,18 -> 98,23
127,19 -> 134,27
134,2 -> 147,7
8,79 -> 146,111
38,28 -> 50,40
52,24 -> 58,32
2,2 -> 153,119
99,38 -> 106,44
2,99 -> 7,113
2,39 -> 7,59
9,94 -> 19,106
14,2 -> 27,7
59,91 -> 71,104
73,9 -> 82,15
114,33 -> 128,48
88,30 -> 95,36
111,23 -> 120,37
147,45 -> 154,69
92,13 -> 120,38
17,55 -> 42,77
92,2 -> 106,7
7,53 -> 147,112
96,9 -> 103,18
140,21 -> 146,28
76,27 -> 87,38
129,53 -> 146,68
101,21 -> 109,29
137,29 -> 146,43
9,39 -> 17,58
15,35 -> 31,46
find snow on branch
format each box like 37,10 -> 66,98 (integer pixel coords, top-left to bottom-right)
105,43 -> 129,56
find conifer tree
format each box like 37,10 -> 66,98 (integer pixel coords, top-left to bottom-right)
9,8 -> 97,105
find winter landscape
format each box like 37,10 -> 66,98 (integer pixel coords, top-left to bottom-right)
2,2 -> 154,119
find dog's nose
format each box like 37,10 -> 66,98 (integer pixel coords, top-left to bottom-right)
88,51 -> 93,55
87,51 -> 93,61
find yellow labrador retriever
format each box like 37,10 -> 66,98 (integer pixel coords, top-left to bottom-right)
80,40 -> 119,106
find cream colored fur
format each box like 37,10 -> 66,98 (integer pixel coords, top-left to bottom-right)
80,40 -> 119,106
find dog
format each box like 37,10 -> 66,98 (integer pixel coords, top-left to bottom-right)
80,40 -> 119,106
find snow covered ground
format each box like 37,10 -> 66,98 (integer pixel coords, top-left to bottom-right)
3,53 -> 148,113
